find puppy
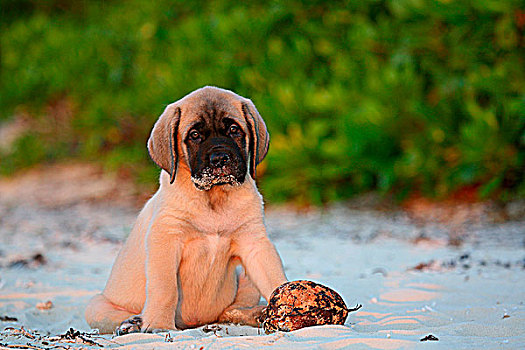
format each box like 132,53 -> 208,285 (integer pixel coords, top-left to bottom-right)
85,86 -> 287,334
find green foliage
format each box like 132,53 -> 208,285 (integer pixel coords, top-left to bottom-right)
1,0 -> 524,203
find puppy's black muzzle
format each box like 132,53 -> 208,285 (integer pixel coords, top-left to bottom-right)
190,137 -> 247,190
210,151 -> 231,168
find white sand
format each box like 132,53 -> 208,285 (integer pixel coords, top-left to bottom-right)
1,184 -> 524,349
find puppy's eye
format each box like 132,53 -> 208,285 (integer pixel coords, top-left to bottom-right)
189,130 -> 200,140
229,124 -> 240,135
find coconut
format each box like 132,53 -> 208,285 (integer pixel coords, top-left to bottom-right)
258,280 -> 362,333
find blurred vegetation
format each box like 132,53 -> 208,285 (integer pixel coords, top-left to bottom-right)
0,0 -> 524,204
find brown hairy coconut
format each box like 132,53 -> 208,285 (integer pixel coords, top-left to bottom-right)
258,280 -> 362,333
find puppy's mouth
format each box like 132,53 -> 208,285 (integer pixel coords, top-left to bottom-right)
191,167 -> 242,191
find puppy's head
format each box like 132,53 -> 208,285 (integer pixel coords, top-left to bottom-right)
147,86 -> 269,190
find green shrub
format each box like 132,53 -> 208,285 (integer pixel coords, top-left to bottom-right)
1,0 -> 523,203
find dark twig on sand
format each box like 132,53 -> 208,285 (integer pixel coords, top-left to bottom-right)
4,327 -> 36,339
4,344 -> 47,350
345,304 -> 363,312
0,316 -> 18,322
420,334 -> 439,341
48,328 -> 101,347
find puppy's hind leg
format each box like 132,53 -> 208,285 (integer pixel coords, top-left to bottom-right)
85,293 -> 136,334
217,270 -> 265,327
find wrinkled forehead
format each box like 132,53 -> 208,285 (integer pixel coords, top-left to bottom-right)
178,94 -> 246,133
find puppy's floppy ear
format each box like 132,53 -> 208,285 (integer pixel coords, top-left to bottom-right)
147,103 -> 181,184
241,100 -> 270,179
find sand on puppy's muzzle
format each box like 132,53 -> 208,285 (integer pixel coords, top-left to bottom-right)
191,167 -> 242,191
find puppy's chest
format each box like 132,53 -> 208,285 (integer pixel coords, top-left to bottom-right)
188,205 -> 247,235
182,234 -> 232,266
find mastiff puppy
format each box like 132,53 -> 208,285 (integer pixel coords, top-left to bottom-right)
85,86 -> 287,334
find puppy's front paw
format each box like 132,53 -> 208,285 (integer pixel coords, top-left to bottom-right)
115,315 -> 143,336
219,305 -> 267,327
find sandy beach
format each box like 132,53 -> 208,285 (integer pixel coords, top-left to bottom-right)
1,165 -> 524,349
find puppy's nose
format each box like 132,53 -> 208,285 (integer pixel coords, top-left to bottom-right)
210,152 -> 230,167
